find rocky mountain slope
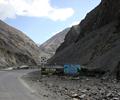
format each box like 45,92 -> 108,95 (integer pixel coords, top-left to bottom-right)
49,0 -> 120,76
0,20 -> 41,68
39,28 -> 70,57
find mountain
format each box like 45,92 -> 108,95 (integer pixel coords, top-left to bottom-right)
39,28 -> 70,57
49,0 -> 120,76
0,20 -> 41,68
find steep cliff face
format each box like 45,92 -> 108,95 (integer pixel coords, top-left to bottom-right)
49,0 -> 120,74
78,0 -> 120,35
0,20 -> 40,68
39,28 -> 70,57
56,25 -> 80,53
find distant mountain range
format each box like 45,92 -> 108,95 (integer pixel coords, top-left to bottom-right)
39,28 -> 70,57
0,19 -> 70,68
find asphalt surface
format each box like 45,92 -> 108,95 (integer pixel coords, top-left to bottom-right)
0,69 -> 40,100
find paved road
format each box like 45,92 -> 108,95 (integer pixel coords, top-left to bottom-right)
0,69 -> 40,100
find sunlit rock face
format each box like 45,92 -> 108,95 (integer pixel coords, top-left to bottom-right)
49,0 -> 120,75
0,20 -> 41,68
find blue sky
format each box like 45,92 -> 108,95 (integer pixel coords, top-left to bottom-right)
0,0 -> 101,44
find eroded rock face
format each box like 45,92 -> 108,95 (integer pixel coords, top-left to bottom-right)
0,20 -> 40,68
49,0 -> 120,75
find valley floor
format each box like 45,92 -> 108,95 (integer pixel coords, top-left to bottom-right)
22,70 -> 120,100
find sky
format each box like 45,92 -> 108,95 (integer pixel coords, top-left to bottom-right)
0,0 -> 101,44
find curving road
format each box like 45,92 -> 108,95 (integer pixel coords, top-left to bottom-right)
0,69 -> 40,100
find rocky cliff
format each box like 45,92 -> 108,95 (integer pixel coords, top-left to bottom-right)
39,28 -> 70,57
0,20 -> 41,68
49,0 -> 120,76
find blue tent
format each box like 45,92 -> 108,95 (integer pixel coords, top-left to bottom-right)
64,64 -> 81,75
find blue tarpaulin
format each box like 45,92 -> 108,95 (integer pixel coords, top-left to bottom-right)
64,64 -> 81,75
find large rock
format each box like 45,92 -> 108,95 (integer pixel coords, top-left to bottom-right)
49,0 -> 120,75
0,20 -> 41,68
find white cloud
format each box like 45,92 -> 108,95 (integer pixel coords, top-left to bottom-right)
49,8 -> 74,21
0,0 -> 74,21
